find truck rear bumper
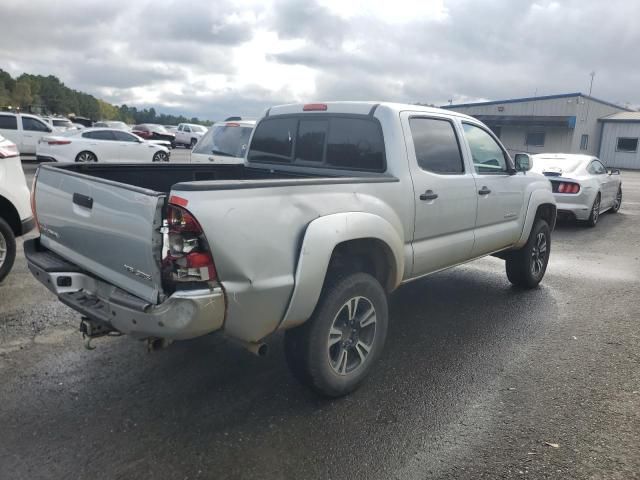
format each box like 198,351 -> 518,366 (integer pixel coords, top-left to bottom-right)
25,238 -> 226,340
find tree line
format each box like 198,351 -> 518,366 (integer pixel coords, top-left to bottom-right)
0,69 -> 212,126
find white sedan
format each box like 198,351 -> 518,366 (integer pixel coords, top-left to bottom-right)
36,128 -> 170,163
531,153 -> 622,227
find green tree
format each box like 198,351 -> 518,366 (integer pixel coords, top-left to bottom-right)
12,80 -> 33,108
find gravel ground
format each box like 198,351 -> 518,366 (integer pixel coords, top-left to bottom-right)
1,165 -> 638,480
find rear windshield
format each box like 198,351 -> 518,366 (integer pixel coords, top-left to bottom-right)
193,124 -> 253,158
248,115 -> 386,172
52,119 -> 72,127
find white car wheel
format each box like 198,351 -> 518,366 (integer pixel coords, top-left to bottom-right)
75,151 -> 97,163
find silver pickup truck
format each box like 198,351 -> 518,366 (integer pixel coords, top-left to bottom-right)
26,102 -> 556,397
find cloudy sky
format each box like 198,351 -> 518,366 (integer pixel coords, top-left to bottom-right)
2,0 -> 639,120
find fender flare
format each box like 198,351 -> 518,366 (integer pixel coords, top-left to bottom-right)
515,189 -> 556,248
278,212 -> 404,330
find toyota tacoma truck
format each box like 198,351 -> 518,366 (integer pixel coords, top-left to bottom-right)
25,102 -> 556,397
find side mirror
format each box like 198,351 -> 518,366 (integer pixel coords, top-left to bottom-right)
608,168 -> 621,175
514,153 -> 532,172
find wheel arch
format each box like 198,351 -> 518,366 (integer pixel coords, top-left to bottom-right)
0,195 -> 21,235
278,212 -> 404,331
515,188 -> 557,248
75,150 -> 96,162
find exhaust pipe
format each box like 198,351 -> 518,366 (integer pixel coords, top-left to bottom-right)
235,340 -> 269,357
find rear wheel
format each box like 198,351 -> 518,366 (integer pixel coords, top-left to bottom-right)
505,219 -> 550,289
153,151 -> 169,162
585,193 -> 601,227
75,151 -> 97,163
284,272 -> 388,397
610,187 -> 622,213
0,217 -> 17,282
189,138 -> 197,149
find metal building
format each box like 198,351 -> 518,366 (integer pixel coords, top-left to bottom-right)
598,112 -> 640,169
443,92 -> 629,159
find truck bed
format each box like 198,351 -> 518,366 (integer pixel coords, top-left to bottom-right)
51,163 -> 321,194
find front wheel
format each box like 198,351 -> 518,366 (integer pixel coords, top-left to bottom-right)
0,217 -> 17,282
284,272 -> 388,397
189,138 -> 198,149
505,218 -> 550,289
153,151 -> 169,162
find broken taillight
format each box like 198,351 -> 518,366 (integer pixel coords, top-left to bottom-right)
162,202 -> 217,289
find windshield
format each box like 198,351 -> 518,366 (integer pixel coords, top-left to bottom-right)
531,156 -> 582,174
52,119 -> 71,127
194,124 -> 253,157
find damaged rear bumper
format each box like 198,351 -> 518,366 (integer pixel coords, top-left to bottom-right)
24,238 -> 225,340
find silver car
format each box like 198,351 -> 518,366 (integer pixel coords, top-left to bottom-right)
531,154 -> 622,227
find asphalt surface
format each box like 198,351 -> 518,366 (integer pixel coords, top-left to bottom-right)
1,163 -> 638,480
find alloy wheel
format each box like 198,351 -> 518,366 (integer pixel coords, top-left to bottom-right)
530,232 -> 547,277
614,189 -> 622,210
327,296 -> 377,375
0,230 -> 6,269
592,196 -> 600,223
77,152 -> 96,162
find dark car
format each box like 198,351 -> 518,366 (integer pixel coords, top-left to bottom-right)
132,124 -> 176,147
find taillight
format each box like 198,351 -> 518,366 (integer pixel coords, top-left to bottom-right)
226,122 -> 240,127
161,202 -> 217,289
0,143 -> 19,158
556,182 -> 580,194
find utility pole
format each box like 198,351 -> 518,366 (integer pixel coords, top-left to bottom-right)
588,71 -> 596,96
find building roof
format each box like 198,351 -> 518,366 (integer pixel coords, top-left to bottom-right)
442,92 -> 631,112
600,111 -> 640,122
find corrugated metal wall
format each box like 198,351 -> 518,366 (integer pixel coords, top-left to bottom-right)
600,122 -> 640,169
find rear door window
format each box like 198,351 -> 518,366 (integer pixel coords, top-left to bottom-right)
0,115 -> 18,130
83,130 -> 116,140
113,130 -> 138,142
409,117 -> 464,174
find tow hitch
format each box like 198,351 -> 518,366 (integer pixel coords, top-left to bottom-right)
80,316 -> 120,350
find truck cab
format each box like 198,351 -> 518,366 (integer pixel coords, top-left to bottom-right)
0,113 -> 54,156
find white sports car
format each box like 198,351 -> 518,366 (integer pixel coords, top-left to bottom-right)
36,128 -> 170,163
531,154 -> 622,227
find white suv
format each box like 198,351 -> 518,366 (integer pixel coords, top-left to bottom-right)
0,112 -> 54,156
174,123 -> 208,149
0,134 -> 35,281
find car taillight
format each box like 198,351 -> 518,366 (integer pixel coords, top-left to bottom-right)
161,202 -> 217,289
0,143 -> 19,158
557,182 -> 580,194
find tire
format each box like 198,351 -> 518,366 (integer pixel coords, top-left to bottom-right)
284,272 -> 388,397
610,187 -> 622,213
189,138 -> 197,149
585,193 -> 601,227
0,217 -> 17,283
153,151 -> 169,162
75,151 -> 97,163
505,218 -> 550,289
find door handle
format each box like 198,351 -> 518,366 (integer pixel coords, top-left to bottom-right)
478,186 -> 492,195
73,193 -> 93,209
419,190 -> 439,201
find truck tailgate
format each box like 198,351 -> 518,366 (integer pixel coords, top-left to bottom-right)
34,165 -> 165,304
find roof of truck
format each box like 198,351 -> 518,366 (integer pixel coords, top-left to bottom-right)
266,101 -> 475,120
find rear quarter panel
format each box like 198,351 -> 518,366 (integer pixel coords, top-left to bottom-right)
173,178 -> 413,343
